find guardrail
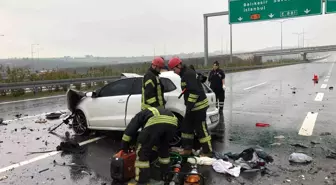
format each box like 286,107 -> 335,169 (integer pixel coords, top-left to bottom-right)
0,76 -> 120,91
0,61 -> 306,91
197,61 -> 305,74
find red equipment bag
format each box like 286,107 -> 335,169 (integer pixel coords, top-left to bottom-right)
110,150 -> 136,182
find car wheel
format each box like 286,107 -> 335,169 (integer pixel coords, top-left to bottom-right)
72,109 -> 90,136
169,113 -> 183,147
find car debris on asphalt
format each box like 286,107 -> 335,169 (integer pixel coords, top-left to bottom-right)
320,132 -> 332,136
311,140 -> 321,145
0,176 -> 8,181
35,118 -> 47,123
289,153 -> 313,163
271,142 -> 282,146
290,143 -> 309,148
0,118 -> 5,125
56,140 -> 84,154
14,114 -> 22,118
38,168 -> 49,173
46,112 -> 63,120
274,135 -> 285,139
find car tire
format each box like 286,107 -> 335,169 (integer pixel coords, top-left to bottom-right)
72,109 -> 90,136
169,113 -> 183,147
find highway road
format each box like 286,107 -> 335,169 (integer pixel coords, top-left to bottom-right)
1,60 -> 336,185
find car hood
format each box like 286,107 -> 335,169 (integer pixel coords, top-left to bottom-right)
66,89 -> 86,113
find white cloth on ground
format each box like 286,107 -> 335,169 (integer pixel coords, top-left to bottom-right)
212,159 -> 241,177
187,157 -> 216,166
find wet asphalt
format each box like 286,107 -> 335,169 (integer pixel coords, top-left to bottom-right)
1,60 -> 336,185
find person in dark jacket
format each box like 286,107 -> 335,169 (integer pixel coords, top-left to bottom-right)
168,57 -> 212,157
141,57 -> 166,110
208,61 -> 225,112
120,107 -> 178,184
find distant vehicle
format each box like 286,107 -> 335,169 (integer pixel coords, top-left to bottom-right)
66,71 -> 220,136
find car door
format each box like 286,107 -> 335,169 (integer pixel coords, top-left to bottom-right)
125,77 -> 179,126
125,78 -> 142,125
86,78 -> 135,129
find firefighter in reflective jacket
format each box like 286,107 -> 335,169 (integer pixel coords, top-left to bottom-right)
121,107 -> 178,184
141,57 -> 166,110
168,57 -> 213,157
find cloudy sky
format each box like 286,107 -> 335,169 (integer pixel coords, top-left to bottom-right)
0,0 -> 336,58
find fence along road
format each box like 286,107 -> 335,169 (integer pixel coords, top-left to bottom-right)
0,62 -> 305,91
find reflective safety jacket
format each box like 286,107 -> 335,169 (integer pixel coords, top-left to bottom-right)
141,68 -> 165,110
121,107 -> 178,150
180,65 -> 209,112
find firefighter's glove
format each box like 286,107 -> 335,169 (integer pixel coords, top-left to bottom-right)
121,141 -> 130,153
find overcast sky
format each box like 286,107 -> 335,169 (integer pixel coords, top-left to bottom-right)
0,0 -> 336,58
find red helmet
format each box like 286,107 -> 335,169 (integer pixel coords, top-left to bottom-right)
152,57 -> 165,68
168,57 -> 182,69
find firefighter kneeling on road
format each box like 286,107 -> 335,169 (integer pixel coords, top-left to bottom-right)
168,57 -> 213,157
120,107 -> 178,185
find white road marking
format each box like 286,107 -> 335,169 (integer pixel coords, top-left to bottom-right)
328,62 -> 335,74
0,136 -> 106,174
243,82 -> 267,91
0,95 -> 66,105
314,93 -> 324,101
298,112 -> 318,136
78,136 -> 106,146
3,109 -> 69,123
321,84 -> 328,89
324,79 -> 329,82
325,76 -> 330,79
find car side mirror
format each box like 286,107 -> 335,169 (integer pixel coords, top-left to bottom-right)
91,91 -> 98,98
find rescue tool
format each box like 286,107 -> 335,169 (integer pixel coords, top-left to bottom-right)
110,149 -> 136,182
164,154 -> 205,185
178,88 -> 187,99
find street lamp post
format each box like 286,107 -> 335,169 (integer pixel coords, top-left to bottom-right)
272,19 -> 292,62
293,29 -> 307,48
272,19 -> 292,51
293,32 -> 304,48
31,44 -> 39,59
31,44 -> 39,72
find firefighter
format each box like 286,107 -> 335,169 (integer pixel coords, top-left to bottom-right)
141,57 -> 166,110
120,107 -> 178,184
208,61 -> 225,112
168,57 -> 213,157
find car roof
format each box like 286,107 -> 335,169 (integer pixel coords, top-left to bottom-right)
120,73 -> 142,78
159,71 -> 181,85
120,71 -> 181,86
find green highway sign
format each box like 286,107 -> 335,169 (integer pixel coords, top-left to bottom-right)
326,0 -> 336,14
229,0 -> 323,24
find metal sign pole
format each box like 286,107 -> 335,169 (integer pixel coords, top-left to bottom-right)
203,11 -> 229,67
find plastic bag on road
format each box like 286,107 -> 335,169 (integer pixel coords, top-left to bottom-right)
212,159 -> 241,177
289,153 -> 312,163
